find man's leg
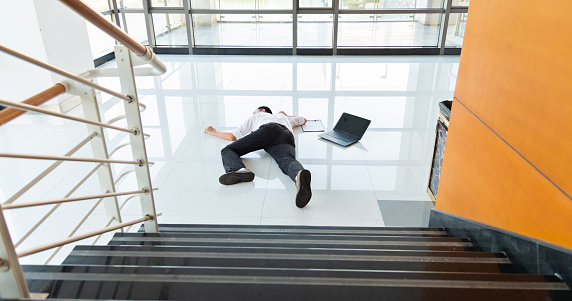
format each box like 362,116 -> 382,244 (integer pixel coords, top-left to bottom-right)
219,124 -> 278,185
264,143 -> 303,181
265,143 -> 312,208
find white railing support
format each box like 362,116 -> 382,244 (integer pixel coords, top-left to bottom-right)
0,211 -> 30,299
115,45 -> 159,233
74,83 -> 122,227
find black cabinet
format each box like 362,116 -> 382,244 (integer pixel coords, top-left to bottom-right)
427,101 -> 452,203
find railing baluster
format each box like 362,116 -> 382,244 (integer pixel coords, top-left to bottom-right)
77,84 -> 122,228
115,45 -> 159,233
0,211 -> 30,299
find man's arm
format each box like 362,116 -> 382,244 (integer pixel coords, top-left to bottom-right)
204,126 -> 237,141
279,111 -> 307,126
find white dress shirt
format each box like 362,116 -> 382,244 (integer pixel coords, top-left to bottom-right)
233,112 -> 305,140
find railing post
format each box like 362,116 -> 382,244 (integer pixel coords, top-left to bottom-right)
73,84 -> 123,228
114,45 -> 159,233
0,210 -> 30,299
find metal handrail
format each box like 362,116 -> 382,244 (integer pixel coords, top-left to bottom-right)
59,0 -> 166,75
43,196 -> 106,264
0,99 -> 137,134
17,215 -> 154,258
13,163 -> 103,248
2,189 -> 151,210
0,84 -> 66,126
61,0 -> 146,56
2,133 -> 98,205
0,1 -> 165,298
0,45 -> 130,101
0,152 -> 144,165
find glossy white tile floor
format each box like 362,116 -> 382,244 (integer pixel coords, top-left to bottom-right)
0,55 -> 459,264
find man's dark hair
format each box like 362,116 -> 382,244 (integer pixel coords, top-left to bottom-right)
258,106 -> 272,114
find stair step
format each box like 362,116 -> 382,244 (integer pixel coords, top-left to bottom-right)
24,265 -> 572,300
63,245 -> 515,274
25,264 -> 562,282
74,244 -> 505,259
109,232 -> 475,252
141,224 -> 449,237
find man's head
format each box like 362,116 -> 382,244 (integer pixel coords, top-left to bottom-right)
255,106 -> 273,115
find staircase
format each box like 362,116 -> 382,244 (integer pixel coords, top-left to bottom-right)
23,224 -> 572,300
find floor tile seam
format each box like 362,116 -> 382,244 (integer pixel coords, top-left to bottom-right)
259,151 -> 274,225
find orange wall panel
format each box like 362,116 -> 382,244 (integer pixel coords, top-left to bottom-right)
437,0 -> 572,249
437,104 -> 572,248
455,0 -> 572,196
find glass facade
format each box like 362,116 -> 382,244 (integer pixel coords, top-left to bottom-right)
338,13 -> 441,47
83,0 -> 468,59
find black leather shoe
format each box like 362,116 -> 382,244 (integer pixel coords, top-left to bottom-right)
295,169 -> 312,208
219,170 -> 255,185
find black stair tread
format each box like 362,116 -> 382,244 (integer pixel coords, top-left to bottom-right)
108,238 -> 476,251
110,232 -> 473,244
61,251 -> 516,274
24,272 -> 572,301
23,264 -> 564,283
72,244 -> 506,259
148,223 -> 448,232
141,224 -> 449,237
21,265 -> 62,273
133,229 -> 455,239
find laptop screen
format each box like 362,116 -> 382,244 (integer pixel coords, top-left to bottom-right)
333,113 -> 371,138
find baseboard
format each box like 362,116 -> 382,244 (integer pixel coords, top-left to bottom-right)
429,209 -> 572,288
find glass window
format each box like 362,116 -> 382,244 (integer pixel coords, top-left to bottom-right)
299,0 -> 333,8
84,0 -> 111,11
122,13 -> 148,44
337,0 -> 442,9
151,0 -> 185,7
192,14 -> 292,47
259,0 -> 292,9
192,0 -> 291,10
297,14 -> 333,47
153,14 -> 188,46
118,0 -> 144,8
453,0 -> 470,7
337,13 -> 441,47
445,12 -> 467,48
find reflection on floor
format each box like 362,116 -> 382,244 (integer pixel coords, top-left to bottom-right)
0,54 -> 459,264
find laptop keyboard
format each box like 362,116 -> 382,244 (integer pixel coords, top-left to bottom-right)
325,131 -> 354,142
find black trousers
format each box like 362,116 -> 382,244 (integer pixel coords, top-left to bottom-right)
221,123 -> 304,181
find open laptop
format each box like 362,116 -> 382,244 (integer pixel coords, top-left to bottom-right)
318,113 -> 371,146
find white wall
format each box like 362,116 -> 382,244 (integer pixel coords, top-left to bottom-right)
34,0 -> 94,91
0,0 -> 53,102
0,0 -> 94,106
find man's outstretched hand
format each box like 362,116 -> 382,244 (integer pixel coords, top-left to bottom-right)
204,126 -> 237,141
204,126 -> 216,135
